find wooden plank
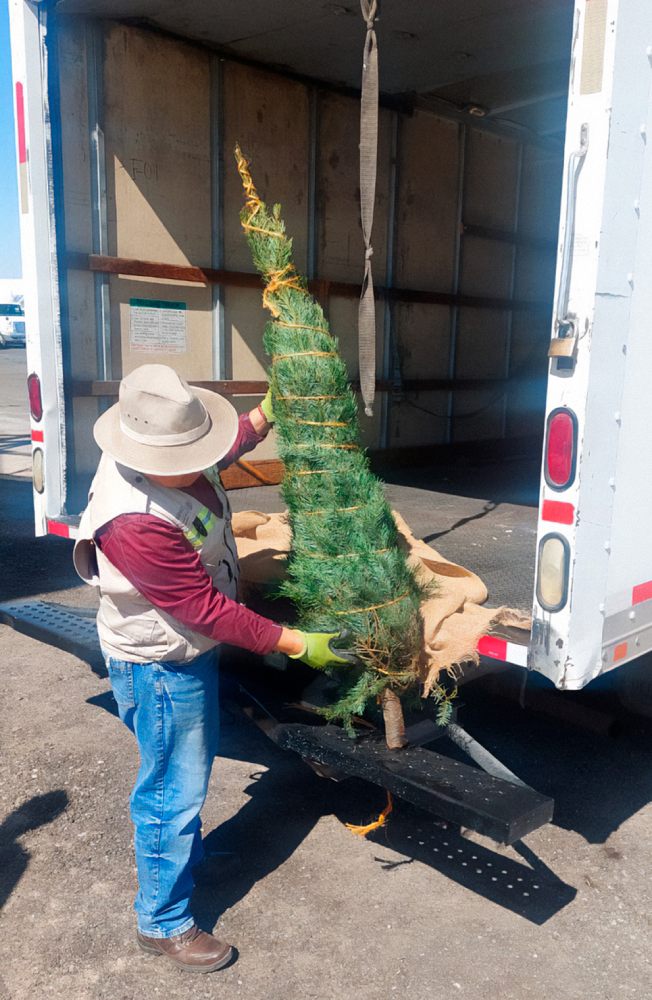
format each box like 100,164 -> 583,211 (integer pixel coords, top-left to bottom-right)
71,377 -> 512,398
220,459 -> 284,490
65,253 -> 550,313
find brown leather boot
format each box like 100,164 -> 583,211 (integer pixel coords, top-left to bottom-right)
137,925 -> 234,973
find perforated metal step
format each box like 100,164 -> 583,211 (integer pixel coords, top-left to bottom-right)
0,599 -> 104,674
275,723 -> 554,845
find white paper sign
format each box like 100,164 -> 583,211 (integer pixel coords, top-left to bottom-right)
129,298 -> 187,354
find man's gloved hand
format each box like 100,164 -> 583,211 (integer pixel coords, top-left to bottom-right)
259,388 -> 275,425
289,630 -> 356,670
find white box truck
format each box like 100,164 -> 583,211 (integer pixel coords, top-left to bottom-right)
7,0 -> 652,702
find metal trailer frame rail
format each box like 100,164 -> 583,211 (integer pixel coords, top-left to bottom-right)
0,598 -> 553,845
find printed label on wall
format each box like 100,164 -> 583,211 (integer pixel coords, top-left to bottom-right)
129,299 -> 187,354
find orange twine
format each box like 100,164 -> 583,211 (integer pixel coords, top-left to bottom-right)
263,263 -> 304,317
345,791 -> 393,838
291,469 -> 336,476
299,505 -> 362,516
275,320 -> 330,335
294,442 -> 359,451
235,146 -> 307,319
293,419 -> 348,427
278,395 -> 345,403
303,548 -> 389,560
272,351 -> 337,362
333,592 -> 410,616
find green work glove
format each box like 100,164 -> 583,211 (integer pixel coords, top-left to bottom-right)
259,388 -> 275,425
289,630 -> 356,670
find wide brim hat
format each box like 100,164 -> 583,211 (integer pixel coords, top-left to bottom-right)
94,364 -> 239,475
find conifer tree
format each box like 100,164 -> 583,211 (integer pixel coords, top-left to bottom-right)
235,146 -> 439,747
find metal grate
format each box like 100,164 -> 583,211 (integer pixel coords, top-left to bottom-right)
0,599 -> 104,675
276,723 -> 553,845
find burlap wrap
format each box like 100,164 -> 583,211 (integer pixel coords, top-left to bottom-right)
232,509 -> 530,693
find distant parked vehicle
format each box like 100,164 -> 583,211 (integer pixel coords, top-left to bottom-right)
0,302 -> 26,348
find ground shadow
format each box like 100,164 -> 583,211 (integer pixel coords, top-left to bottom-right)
378,457 -> 542,508
0,433 -> 30,449
456,680 -> 652,846
0,791 -> 69,911
0,478 -> 83,602
87,689 -> 118,714
83,661 -> 652,925
189,706 -> 574,930
422,500 -> 499,545
358,799 -> 575,926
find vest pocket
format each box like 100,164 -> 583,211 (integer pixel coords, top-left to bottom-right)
107,659 -> 136,709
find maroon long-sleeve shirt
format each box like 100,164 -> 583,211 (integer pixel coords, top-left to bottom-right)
95,413 -> 283,655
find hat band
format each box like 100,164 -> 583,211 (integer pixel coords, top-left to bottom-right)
119,410 -> 212,447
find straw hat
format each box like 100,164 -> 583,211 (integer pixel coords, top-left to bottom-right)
93,364 -> 239,475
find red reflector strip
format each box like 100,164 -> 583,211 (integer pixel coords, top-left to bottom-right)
31,430 -> 43,443
613,642 -> 628,663
632,580 -> 652,606
16,83 -> 29,214
477,635 -> 507,660
47,520 -> 70,538
15,83 -> 27,163
541,499 -> 574,525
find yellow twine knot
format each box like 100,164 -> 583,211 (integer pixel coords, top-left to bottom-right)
235,144 -> 305,319
345,791 -> 393,837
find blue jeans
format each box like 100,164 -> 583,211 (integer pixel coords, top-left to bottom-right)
105,648 -> 220,938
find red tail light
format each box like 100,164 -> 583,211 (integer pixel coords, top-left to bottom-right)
545,408 -> 577,490
27,372 -> 43,422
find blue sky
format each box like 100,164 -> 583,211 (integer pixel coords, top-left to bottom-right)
1,1 -> 21,278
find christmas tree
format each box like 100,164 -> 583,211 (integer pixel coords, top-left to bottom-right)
235,146 -> 444,748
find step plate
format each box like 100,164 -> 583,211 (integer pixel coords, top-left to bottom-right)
0,599 -> 104,674
275,723 -> 553,845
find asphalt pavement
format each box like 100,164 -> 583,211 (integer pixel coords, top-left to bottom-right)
0,347 -> 31,478
1,348 -> 652,1000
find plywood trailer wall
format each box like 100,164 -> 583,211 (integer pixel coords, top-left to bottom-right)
57,16 -> 563,489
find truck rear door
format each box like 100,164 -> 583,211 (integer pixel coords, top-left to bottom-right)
531,0 -> 652,689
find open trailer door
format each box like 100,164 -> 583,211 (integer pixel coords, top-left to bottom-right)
8,0 -> 68,536
530,0 -> 652,689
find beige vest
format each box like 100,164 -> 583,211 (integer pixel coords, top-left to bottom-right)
74,455 -> 239,663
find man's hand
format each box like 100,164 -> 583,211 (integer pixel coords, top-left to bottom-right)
259,388 -> 275,425
289,630 -> 356,670
249,389 -> 274,434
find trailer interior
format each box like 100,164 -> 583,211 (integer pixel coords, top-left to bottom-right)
49,0 -> 575,615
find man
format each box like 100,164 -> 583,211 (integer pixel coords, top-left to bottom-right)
74,364 -> 352,974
